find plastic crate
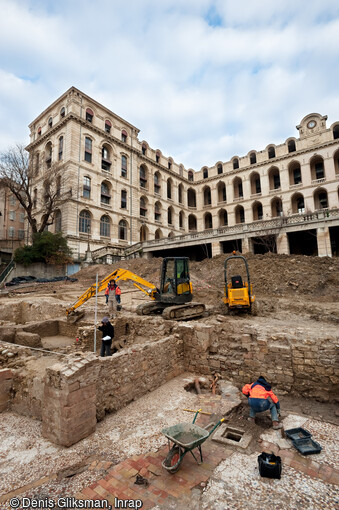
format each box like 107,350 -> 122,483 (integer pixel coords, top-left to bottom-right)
285,427 -> 312,441
258,452 -> 282,479
292,438 -> 322,455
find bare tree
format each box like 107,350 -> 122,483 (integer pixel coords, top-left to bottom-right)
0,143 -> 68,235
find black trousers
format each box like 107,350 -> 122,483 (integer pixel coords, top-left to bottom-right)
100,340 -> 112,357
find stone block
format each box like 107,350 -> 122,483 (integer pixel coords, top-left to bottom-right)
0,369 -> 12,381
15,331 -> 42,348
0,328 -> 16,343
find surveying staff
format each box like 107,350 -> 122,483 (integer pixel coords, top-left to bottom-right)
98,317 -> 114,357
242,376 -> 282,429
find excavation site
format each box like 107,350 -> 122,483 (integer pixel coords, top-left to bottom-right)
0,253 -> 338,510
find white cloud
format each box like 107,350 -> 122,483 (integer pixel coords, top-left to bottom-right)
0,0 -> 339,169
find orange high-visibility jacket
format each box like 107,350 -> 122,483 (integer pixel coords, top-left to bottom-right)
242,383 -> 279,403
115,286 -> 121,296
104,287 -> 110,296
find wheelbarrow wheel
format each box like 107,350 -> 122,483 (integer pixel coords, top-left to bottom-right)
165,446 -> 182,473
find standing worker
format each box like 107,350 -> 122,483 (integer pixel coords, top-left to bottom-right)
98,317 -> 114,357
104,285 -> 110,304
242,376 -> 282,429
107,280 -> 121,318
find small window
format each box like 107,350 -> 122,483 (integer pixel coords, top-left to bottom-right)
233,159 -> 239,170
168,160 -> 172,170
140,166 -> 147,188
293,168 -> 302,184
18,229 -> 25,240
155,202 -> 161,221
60,107 -> 65,118
8,226 -> 15,238
203,168 -> 208,179
255,178 -> 261,194
217,164 -> 223,174
119,220 -> 127,240
20,212 -> 25,223
188,170 -> 194,182
156,152 -> 160,163
268,147 -> 276,159
58,136 -> 63,161
101,182 -> 111,204
315,162 -> 324,180
250,153 -> 257,165
55,210 -> 62,232
121,190 -> 127,209
140,197 -> 147,217
101,147 -> 111,171
121,155 -> 127,178
37,127 -> 42,136
85,137 -> 92,163
288,140 -> 296,153
56,176 -> 61,197
319,192 -> 328,209
83,176 -> 91,199
238,182 -> 243,198
9,195 -> 16,206
9,211 -> 15,221
154,173 -> 161,194
48,117 -> 53,129
121,130 -> 127,142
86,108 -> 94,123
142,144 -> 147,156
273,174 -> 281,189
105,120 -> 112,133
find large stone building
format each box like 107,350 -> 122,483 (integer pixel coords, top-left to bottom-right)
0,181 -> 26,260
26,86 -> 339,261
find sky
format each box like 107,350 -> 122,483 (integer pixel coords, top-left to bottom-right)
1,0 -> 339,170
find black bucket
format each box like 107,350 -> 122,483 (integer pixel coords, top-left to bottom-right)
258,452 -> 282,479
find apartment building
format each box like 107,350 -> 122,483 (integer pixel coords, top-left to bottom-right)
0,181 -> 26,257
26,87 -> 339,260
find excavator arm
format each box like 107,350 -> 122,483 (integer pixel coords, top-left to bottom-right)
66,268 -> 158,316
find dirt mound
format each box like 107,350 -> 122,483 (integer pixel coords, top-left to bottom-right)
74,254 -> 339,303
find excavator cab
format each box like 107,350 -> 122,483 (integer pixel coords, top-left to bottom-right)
223,252 -> 255,313
159,257 -> 193,305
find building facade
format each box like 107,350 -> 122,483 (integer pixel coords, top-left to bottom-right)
0,181 -> 26,259
26,87 -> 339,260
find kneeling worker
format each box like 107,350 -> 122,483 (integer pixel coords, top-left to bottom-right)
242,376 -> 282,429
98,317 -> 114,357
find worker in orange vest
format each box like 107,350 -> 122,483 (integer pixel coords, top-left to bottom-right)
104,285 -> 110,304
242,376 -> 282,429
107,280 -> 122,317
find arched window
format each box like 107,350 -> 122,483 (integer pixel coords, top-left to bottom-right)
203,186 -> 211,206
34,153 -> 40,176
167,178 -> 172,199
203,167 -> 208,179
101,181 -> 111,204
142,143 -> 147,156
204,212 -> 212,229
271,197 -> 283,217
188,170 -> 194,182
84,137 -> 92,163
187,188 -> 196,207
37,127 -> 42,136
48,117 -> 53,129
121,190 -> 127,209
140,196 -> 147,217
291,193 -> 305,214
86,108 -> 93,123
233,177 -> 243,199
105,120 -> 112,133
58,136 -> 63,161
268,167 -> 281,190
83,176 -> 91,198
268,146 -> 276,159
217,164 -> 223,175
140,165 -> 147,188
178,183 -> 183,204
218,209 -> 228,227
154,172 -> 161,194
168,159 -> 172,170
250,152 -> 257,165
235,205 -> 245,224
252,201 -> 263,221
314,188 -> 328,210
155,201 -> 161,221
250,172 -> 261,195
100,215 -> 110,237
140,225 -> 148,241
188,214 -> 197,231
233,158 -> 239,169
310,156 -> 325,181
60,107 -> 65,118
156,152 -> 160,163
121,155 -> 127,178
217,182 -> 226,203
179,210 -> 184,228
55,210 -> 62,233
79,210 -> 91,233
119,220 -> 127,240
333,125 -> 339,140
288,161 -> 302,185
56,176 -> 61,197
121,130 -> 127,142
168,206 -> 173,225
288,140 -> 296,153
101,145 -> 111,171
45,142 -> 52,169
155,228 -> 162,239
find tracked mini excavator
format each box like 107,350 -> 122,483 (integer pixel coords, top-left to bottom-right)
66,257 -> 206,321
223,252 -> 256,314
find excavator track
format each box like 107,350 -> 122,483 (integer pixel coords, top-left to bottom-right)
136,302 -> 165,316
161,302 -> 206,321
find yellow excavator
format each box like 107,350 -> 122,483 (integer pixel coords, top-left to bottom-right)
66,257 -> 206,320
223,252 -> 256,314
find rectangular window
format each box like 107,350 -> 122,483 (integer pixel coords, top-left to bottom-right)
85,137 -> 92,163
315,163 -> 324,179
293,169 -> 301,184
255,179 -> 261,194
83,177 -> 91,199
18,229 -> 25,239
20,213 -> 25,223
238,183 -> 243,198
9,211 -> 15,221
121,190 -> 127,209
8,227 -> 15,238
273,174 -> 280,189
10,195 -> 16,206
121,156 -> 127,178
